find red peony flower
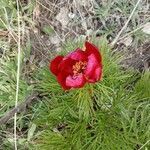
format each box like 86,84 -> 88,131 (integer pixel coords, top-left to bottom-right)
50,41 -> 103,90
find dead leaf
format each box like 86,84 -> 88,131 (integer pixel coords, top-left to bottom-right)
81,21 -> 87,30
0,30 -> 8,36
33,3 -> 40,20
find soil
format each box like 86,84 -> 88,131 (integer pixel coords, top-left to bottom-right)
24,0 -> 150,71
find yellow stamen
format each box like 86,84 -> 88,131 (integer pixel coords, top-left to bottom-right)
82,44 -> 86,51
73,61 -> 87,75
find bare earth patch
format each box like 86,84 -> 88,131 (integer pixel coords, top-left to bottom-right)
23,0 -> 150,72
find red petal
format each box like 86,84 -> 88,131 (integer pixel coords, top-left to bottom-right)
85,41 -> 102,63
94,66 -> 103,81
57,72 -> 71,90
84,54 -> 102,83
50,56 -> 64,76
84,54 -> 97,77
66,48 -> 87,61
56,57 -> 78,90
66,74 -> 86,88
87,66 -> 102,83
59,57 -> 76,75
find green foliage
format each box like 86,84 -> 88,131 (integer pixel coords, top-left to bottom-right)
42,26 -> 54,35
0,52 -> 32,117
0,48 -> 34,149
0,0 -> 17,29
30,38 -> 150,149
135,71 -> 150,98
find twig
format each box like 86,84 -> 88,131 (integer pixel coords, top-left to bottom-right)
14,0 -> 21,149
138,140 -> 150,150
110,0 -> 142,47
36,1 -> 54,13
118,24 -> 145,41
0,93 -> 38,125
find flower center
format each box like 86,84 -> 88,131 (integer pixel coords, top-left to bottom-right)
73,61 -> 87,75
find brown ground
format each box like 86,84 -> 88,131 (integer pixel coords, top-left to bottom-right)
22,0 -> 150,72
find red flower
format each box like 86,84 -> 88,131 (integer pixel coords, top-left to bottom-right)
50,41 -> 103,90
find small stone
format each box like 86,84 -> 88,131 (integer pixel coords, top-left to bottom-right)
142,22 -> 150,35
68,12 -> 75,19
56,7 -> 69,27
120,36 -> 133,47
50,35 -> 60,46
